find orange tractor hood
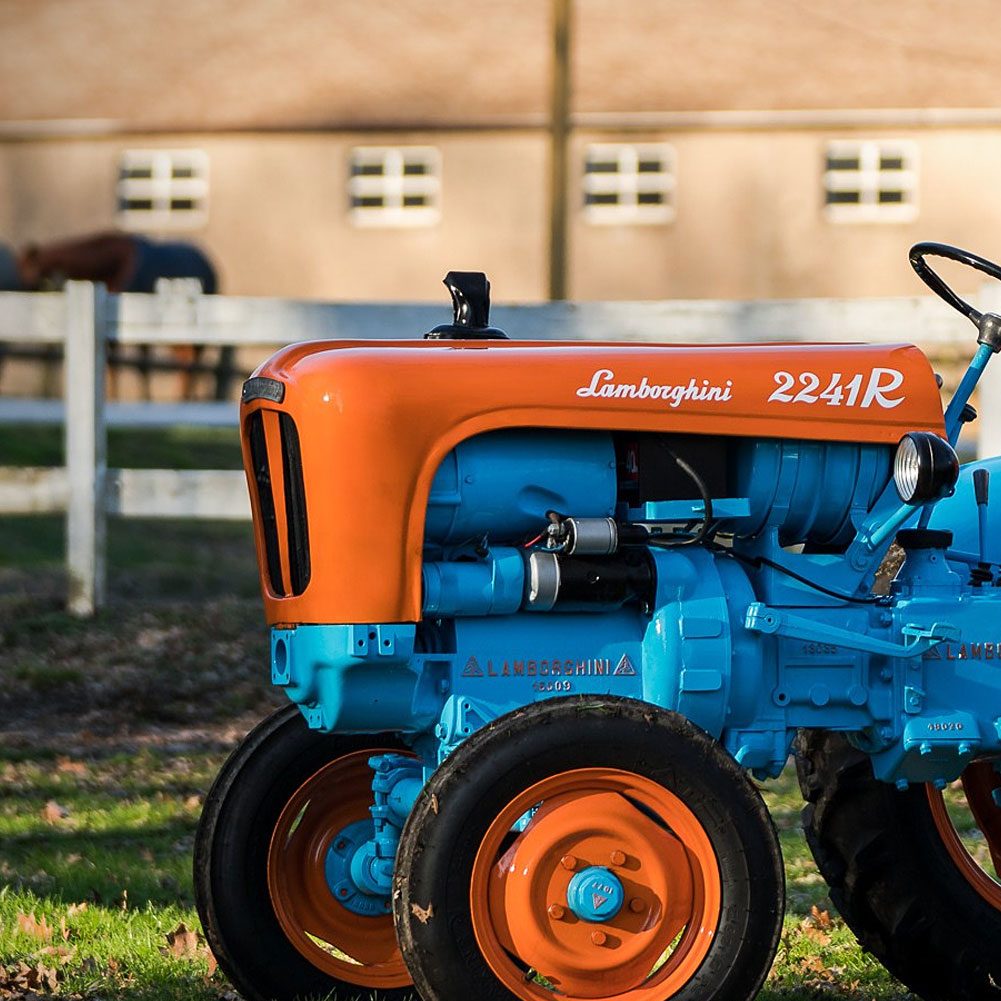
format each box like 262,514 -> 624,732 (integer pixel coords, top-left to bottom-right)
242,340 -> 944,625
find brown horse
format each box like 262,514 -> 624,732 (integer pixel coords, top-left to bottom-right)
15,232 -> 225,399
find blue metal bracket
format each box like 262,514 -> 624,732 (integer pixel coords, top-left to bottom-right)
327,753 -> 423,909
744,602 -> 959,658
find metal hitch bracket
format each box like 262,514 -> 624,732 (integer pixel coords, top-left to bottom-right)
744,602 -> 960,659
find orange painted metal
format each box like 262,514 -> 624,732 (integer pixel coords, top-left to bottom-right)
266,748 -> 412,988
242,339 -> 943,624
927,760 -> 1001,911
468,767 -> 722,1000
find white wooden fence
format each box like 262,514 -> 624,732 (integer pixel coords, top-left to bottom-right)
3,279 -> 1001,616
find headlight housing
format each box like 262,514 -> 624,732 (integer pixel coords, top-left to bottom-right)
893,432 -> 959,504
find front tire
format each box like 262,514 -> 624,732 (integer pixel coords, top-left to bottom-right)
193,705 -> 414,1001
393,697 -> 784,1001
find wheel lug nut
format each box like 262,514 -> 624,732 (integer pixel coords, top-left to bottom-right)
560,854 -> 578,871
547,903 -> 565,920
629,897 -> 645,914
609,849 -> 627,866
591,930 -> 607,946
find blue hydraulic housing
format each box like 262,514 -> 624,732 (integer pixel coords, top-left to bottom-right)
272,427 -> 1001,795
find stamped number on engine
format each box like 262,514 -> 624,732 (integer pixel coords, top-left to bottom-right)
768,368 -> 904,409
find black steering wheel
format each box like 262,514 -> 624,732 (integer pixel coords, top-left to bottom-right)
909,241 -> 1001,328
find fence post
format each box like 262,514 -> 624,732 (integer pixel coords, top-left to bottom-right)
64,281 -> 108,616
976,280 -> 1001,460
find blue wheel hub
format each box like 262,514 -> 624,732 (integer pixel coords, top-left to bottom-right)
566,865 -> 625,922
323,819 -> 390,917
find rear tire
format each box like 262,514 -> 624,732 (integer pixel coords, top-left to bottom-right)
193,705 -> 413,1001
796,730 -> 1001,1001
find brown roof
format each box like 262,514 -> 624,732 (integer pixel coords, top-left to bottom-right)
0,0 -> 998,132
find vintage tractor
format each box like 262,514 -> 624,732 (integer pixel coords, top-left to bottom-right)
195,244 -> 1001,1001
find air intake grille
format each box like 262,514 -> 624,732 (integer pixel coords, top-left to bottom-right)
246,410 -> 311,598
279,413 -> 311,595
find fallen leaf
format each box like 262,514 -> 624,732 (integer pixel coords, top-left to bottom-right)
38,944 -> 75,965
162,922 -> 200,959
0,958 -> 60,992
41,800 -> 68,823
56,757 -> 87,776
795,953 -> 835,983
16,912 -> 52,941
66,902 -> 88,917
800,924 -> 831,945
410,902 -> 434,924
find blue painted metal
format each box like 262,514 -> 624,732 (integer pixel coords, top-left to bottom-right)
425,429 -> 617,546
729,440 -> 892,548
270,622 -> 442,733
423,547 -> 524,617
329,754 -> 424,907
945,343 -> 993,445
929,455 -> 1001,560
566,867 -> 625,923
323,819 -> 387,916
745,603 -> 959,658
275,527 -> 1001,790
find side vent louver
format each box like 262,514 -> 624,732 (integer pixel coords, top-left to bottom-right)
246,410 -> 311,599
279,413 -> 311,595
247,411 -> 285,597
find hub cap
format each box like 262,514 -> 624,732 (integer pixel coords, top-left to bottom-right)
567,866 -> 625,922
469,767 -> 721,1000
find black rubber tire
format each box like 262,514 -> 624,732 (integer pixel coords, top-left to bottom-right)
393,696 -> 784,1001
193,704 -> 414,1001
796,730 -> 1001,1001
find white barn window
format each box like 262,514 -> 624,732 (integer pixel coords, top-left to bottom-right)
583,143 -> 676,224
824,140 -> 918,222
117,149 -> 209,229
349,147 -> 441,227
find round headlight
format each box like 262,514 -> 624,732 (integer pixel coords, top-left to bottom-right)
893,432 -> 959,503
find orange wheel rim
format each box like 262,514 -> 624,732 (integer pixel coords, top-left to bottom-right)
267,748 -> 412,988
469,767 -> 722,1001
927,759 -> 1001,911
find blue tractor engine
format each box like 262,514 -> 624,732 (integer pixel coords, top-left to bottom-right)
274,425 -> 1000,790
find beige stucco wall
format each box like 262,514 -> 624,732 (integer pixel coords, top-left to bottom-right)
568,127 -> 1001,301
5,125 -> 1001,305
0,132 -> 550,302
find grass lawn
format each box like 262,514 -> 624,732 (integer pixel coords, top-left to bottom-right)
0,425 -> 924,1000
0,722 -> 922,1001
0,596 -> 923,1001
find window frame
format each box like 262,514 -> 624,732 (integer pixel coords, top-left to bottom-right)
823,139 -> 919,223
348,146 -> 442,227
116,149 -> 209,230
582,142 -> 677,225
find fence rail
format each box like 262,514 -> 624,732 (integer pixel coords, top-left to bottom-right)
3,279 -> 1001,615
